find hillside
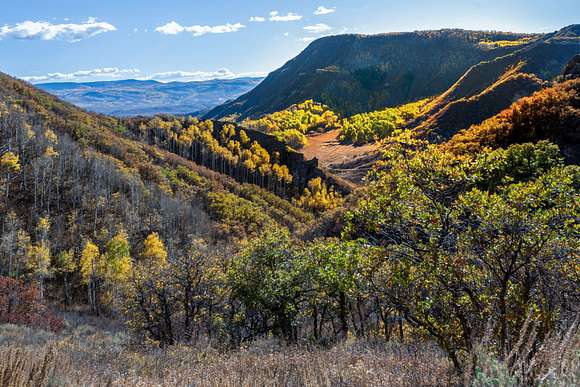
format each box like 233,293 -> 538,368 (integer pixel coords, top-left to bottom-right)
445,77 -> 580,163
36,77 -> 263,117
206,29 -> 541,120
418,25 -> 580,139
0,71 -> 319,249
417,71 -> 545,139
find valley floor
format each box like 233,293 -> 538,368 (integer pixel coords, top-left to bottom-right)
300,130 -> 380,185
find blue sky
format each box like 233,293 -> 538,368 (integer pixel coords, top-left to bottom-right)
0,0 -> 578,83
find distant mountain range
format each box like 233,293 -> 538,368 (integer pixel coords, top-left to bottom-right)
206,26 -> 580,120
36,77 -> 263,117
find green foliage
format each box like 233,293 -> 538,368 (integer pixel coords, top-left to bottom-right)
228,229 -> 305,340
207,191 -> 277,239
344,134 -> 579,365
340,99 -> 429,144
104,229 -> 132,282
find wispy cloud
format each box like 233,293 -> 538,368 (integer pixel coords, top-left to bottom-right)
304,23 -> 332,34
314,6 -> 336,16
145,68 -> 267,82
0,17 -> 116,42
21,67 -> 140,83
269,11 -> 302,22
155,21 -> 245,36
249,16 -> 266,23
21,68 -> 266,84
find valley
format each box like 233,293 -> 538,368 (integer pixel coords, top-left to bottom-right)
0,18 -> 579,387
300,129 -> 379,184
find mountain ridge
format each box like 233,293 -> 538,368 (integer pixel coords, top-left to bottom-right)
36,77 -> 264,117
205,28 -> 545,120
206,26 -> 578,121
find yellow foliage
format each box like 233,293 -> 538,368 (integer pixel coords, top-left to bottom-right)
36,217 -> 50,239
44,146 -> 59,158
44,129 -> 59,144
295,177 -> 343,213
0,151 -> 21,174
80,240 -> 100,283
142,232 -> 168,266
27,241 -> 52,280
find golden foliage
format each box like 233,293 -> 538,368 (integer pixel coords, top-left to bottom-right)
79,240 -> 100,284
295,177 -> 343,213
142,232 -> 168,266
0,151 -> 20,174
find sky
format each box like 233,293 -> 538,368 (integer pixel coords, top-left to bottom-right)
0,0 -> 578,84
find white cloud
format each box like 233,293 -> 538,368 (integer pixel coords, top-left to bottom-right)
249,16 -> 266,22
155,21 -> 184,35
21,67 -> 267,84
314,6 -> 336,16
145,68 -> 266,82
155,21 -> 245,36
0,18 -> 116,42
269,11 -> 302,22
21,67 -> 141,83
304,23 -> 331,34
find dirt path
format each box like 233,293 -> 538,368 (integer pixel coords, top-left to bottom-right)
300,130 -> 379,185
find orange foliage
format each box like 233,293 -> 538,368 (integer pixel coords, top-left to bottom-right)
445,79 -> 579,162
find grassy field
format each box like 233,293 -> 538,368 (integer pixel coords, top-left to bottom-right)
0,314 -> 457,387
2,313 -> 577,386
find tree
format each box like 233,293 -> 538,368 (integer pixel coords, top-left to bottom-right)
0,151 -> 20,174
80,240 -> 101,314
304,239 -> 374,340
26,217 -> 52,298
345,135 -> 579,368
55,249 -> 76,309
104,229 -> 132,282
228,229 -> 306,342
142,232 -> 168,266
0,151 -> 21,203
125,239 -> 224,347
295,178 -> 343,213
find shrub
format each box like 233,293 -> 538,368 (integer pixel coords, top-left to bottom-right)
0,276 -> 64,332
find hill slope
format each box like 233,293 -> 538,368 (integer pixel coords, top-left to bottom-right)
36,77 -> 263,117
445,78 -> 580,163
0,72 -> 314,246
417,25 -> 580,138
206,29 -> 541,120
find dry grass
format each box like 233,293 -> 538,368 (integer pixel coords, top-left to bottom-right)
0,321 -> 456,387
3,314 -> 577,386
467,316 -> 580,386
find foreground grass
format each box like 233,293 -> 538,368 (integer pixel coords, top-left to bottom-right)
0,318 -> 456,387
1,315 -> 577,386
